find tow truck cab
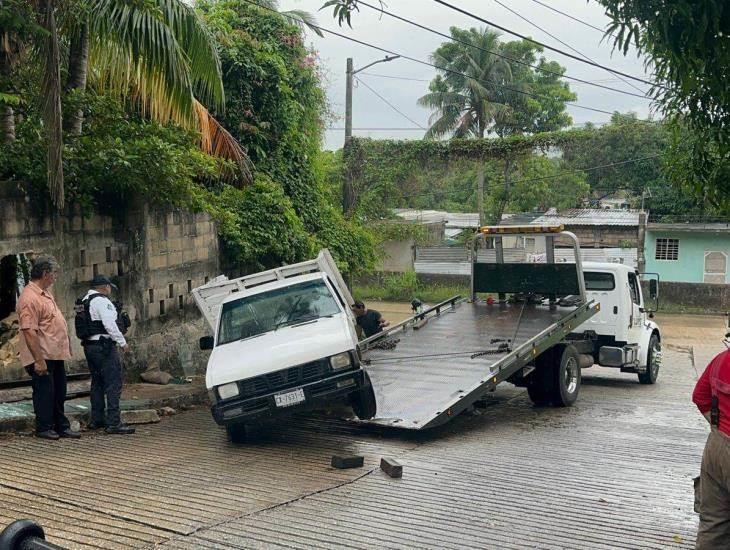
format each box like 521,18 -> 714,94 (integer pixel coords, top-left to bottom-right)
578,262 -> 662,383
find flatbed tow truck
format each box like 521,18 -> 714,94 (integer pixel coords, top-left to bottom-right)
358,224 -> 660,430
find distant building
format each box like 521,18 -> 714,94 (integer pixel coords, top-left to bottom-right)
394,209 -> 479,239
644,223 -> 730,284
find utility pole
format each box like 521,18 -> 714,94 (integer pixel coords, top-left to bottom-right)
342,55 -> 400,214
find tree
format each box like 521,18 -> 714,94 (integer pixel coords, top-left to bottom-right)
419,26 -> 575,223
598,0 -> 729,211
4,0 -> 245,210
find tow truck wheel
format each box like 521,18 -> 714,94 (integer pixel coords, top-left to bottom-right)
551,345 -> 581,407
226,423 -> 249,444
351,371 -> 377,420
638,334 -> 661,385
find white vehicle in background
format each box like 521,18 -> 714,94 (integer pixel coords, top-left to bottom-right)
579,262 -> 662,384
193,250 -> 376,443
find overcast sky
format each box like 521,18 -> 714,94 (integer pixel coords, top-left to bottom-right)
279,0 -> 656,150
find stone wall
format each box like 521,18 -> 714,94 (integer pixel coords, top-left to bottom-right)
0,186 -> 218,382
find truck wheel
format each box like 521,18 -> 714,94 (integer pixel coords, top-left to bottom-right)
638,334 -> 661,385
351,371 -> 377,420
226,423 -> 249,444
551,345 -> 581,407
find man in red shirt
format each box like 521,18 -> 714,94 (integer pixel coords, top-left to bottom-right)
692,345 -> 730,549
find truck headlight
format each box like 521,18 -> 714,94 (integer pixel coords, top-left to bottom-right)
217,382 -> 240,400
330,352 -> 352,371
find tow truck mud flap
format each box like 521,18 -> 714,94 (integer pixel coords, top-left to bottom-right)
361,300 -> 598,430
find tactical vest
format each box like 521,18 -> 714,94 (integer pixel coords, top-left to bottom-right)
73,294 -> 108,340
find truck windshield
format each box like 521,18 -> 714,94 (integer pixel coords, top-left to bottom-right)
584,272 -> 615,291
217,279 -> 341,345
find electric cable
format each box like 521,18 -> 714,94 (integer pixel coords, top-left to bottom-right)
490,0 -> 646,94
241,0 -> 617,116
431,0 -> 663,91
356,0 -> 650,100
354,76 -> 426,129
528,0 -> 617,39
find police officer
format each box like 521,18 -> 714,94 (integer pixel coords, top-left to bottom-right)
82,275 -> 135,435
692,336 -> 730,549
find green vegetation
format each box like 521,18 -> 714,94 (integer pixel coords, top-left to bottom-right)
354,272 -> 468,304
0,0 -> 375,276
596,0 -> 729,211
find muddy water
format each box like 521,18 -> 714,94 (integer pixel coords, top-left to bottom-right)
360,300 -> 417,324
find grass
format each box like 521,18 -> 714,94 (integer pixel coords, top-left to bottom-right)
354,272 -> 468,304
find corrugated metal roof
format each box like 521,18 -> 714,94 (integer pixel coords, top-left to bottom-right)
394,209 -> 480,228
530,208 -> 641,226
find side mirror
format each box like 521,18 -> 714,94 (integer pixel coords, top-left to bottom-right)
199,336 -> 214,350
649,279 -> 658,299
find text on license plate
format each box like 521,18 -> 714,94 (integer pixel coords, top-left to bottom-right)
274,388 -> 305,408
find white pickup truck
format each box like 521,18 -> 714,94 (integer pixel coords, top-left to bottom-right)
193,250 -> 376,443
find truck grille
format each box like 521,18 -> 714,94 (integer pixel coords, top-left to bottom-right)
238,359 -> 331,399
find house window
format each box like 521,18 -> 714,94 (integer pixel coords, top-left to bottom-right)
704,251 -> 727,284
105,246 -> 112,263
159,299 -> 166,316
148,289 -> 154,304
168,283 -> 174,299
655,238 -> 679,261
187,279 -> 192,293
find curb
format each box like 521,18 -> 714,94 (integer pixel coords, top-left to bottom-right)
0,387 -> 208,434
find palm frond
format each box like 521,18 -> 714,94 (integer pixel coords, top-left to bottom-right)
88,0 -> 224,128
280,9 -> 324,37
195,100 -> 253,185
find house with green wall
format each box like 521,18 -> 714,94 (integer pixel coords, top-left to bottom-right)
644,223 -> 730,284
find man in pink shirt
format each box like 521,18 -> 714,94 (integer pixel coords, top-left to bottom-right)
16,256 -> 80,440
692,341 -> 730,548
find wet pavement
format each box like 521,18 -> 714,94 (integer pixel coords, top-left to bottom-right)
0,341 -> 707,549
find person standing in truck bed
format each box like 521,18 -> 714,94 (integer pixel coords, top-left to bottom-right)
351,300 -> 389,339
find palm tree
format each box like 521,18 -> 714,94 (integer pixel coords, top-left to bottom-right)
418,27 -> 513,224
28,0 -> 250,210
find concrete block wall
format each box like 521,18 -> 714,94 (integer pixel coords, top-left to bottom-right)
0,186 -> 219,382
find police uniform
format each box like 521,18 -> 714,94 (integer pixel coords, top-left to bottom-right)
692,348 -> 730,548
82,276 -> 133,434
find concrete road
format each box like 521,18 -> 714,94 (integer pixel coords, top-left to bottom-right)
0,347 -> 707,549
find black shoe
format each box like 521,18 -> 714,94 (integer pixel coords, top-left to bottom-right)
105,424 -> 135,435
36,430 -> 60,440
86,422 -> 106,430
59,429 -> 81,439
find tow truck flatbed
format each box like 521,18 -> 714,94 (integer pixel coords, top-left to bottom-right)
361,297 -> 600,430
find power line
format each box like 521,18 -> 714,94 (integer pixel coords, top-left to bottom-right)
354,76 -> 426,129
528,0 -> 616,39
356,0 -> 651,101
490,0 -> 646,94
431,0 -> 663,91
241,0 -> 617,116
358,72 -> 431,82
327,127 -> 425,131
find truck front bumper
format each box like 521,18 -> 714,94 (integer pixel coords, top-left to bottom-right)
211,369 -> 366,426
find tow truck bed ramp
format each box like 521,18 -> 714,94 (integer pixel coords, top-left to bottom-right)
361,298 -> 599,430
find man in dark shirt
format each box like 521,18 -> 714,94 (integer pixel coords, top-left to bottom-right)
351,300 -> 389,338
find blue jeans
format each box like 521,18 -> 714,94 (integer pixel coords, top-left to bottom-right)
84,341 -> 123,427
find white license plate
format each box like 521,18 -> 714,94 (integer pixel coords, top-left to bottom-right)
274,388 -> 305,408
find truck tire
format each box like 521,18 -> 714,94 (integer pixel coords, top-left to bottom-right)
351,371 -> 377,420
638,334 -> 661,385
226,423 -> 249,444
550,345 -> 581,407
